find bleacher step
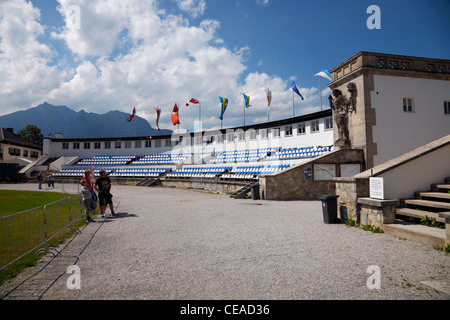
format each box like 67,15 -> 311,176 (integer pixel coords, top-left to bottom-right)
384,220 -> 446,248
396,208 -> 445,223
419,192 -> 450,200
433,184 -> 450,191
404,199 -> 450,210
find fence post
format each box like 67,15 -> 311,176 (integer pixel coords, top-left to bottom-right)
42,205 -> 49,252
68,197 -> 72,231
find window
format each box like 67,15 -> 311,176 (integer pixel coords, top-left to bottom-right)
9,148 -> 21,156
23,150 -> 28,157
249,130 -> 257,140
115,141 -> 121,149
62,142 -> 69,150
73,142 -> 80,149
84,142 -> 90,149
403,98 -> 414,112
285,125 -> 293,136
94,142 -> 101,149
165,139 -> 171,147
125,141 -> 131,149
104,141 -> 111,149
238,132 -> 245,141
311,120 -> 320,133
31,151 -> 39,158
145,140 -> 151,148
217,134 -> 224,143
272,127 -> 280,138
227,133 -> 234,142
325,117 -> 333,130
297,123 -> 306,135
155,140 -> 162,148
260,129 -> 268,139
445,101 -> 450,115
135,141 -> 141,148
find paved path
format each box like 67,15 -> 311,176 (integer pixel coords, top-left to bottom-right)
0,183 -> 449,300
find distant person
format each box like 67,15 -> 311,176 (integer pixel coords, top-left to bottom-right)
95,170 -> 115,217
47,173 -> 55,188
80,180 -> 96,222
37,171 -> 43,189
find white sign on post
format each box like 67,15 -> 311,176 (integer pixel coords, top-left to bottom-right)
370,177 -> 384,200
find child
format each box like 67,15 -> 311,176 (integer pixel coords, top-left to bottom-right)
81,180 -> 97,222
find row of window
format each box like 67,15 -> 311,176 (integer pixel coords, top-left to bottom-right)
61,118 -> 333,150
403,98 -> 450,114
8,147 -> 39,158
63,139 -> 169,150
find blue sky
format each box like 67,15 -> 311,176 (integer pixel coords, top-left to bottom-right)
0,0 -> 449,133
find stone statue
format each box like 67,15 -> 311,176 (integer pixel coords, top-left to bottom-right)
328,83 -> 357,146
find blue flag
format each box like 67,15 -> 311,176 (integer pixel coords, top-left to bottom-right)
291,81 -> 304,100
243,93 -> 251,108
219,97 -> 228,120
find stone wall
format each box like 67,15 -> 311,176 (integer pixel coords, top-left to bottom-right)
260,149 -> 365,200
357,198 -> 397,230
161,179 -> 247,194
334,177 -> 370,223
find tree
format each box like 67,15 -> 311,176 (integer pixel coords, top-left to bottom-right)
17,125 -> 43,146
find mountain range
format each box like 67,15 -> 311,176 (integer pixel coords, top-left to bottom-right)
0,102 -> 172,139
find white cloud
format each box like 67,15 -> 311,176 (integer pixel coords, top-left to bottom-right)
256,0 -> 269,7
0,0 -> 322,132
0,0 -> 63,112
175,0 -> 206,18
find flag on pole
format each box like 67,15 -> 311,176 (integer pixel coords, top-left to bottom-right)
186,98 -> 199,106
266,88 -> 272,106
171,103 -> 180,126
219,97 -> 228,120
243,94 -> 251,108
154,107 -> 161,131
291,82 -> 304,100
126,107 -> 136,122
314,69 -> 332,81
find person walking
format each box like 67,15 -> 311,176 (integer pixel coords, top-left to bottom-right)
95,170 -> 115,217
37,171 -> 43,189
48,173 -> 55,188
80,180 -> 96,222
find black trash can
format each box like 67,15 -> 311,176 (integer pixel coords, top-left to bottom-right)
251,184 -> 260,200
319,194 -> 340,224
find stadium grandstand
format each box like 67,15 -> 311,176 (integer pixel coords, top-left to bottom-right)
43,109 -> 335,185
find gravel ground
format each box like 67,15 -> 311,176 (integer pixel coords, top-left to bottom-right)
0,183 -> 449,301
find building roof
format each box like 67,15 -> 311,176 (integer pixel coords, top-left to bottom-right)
43,109 -> 332,142
0,128 -> 43,150
329,51 -> 450,85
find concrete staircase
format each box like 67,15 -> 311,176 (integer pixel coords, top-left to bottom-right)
384,177 -> 450,248
137,177 -> 161,187
230,182 -> 259,199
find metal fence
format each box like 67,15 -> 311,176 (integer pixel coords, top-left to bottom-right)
0,194 -> 84,271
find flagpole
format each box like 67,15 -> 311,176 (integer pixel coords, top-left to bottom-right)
320,76 -> 323,111
292,90 -> 295,117
135,108 -> 137,137
244,101 -> 246,127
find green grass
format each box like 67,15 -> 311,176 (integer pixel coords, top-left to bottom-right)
0,190 -> 72,217
0,190 -> 92,286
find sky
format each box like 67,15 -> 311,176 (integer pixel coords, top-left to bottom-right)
0,0 -> 449,133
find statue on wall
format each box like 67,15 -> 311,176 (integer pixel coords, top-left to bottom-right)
328,82 -> 357,146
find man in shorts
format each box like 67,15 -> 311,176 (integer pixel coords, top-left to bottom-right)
95,170 -> 116,217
